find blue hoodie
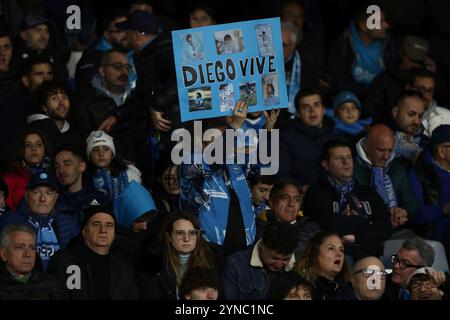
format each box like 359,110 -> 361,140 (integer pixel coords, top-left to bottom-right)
114,181 -> 157,230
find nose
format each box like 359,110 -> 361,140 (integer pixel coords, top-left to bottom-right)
23,248 -> 33,257
206,289 -> 217,300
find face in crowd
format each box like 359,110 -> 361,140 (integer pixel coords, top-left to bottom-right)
0,231 -> 36,276
322,146 -> 353,183
25,185 -> 58,216
351,256 -> 386,300
0,35 -> 13,73
89,145 -> 114,169
297,94 -> 325,128
83,212 -> 115,253
269,184 -> 300,223
316,235 -> 345,281
23,133 -> 46,166
169,218 -> 198,255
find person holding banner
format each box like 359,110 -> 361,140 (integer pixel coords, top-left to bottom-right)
179,100 -> 279,257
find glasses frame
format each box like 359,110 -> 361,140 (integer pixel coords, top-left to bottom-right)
353,268 -> 387,280
172,229 -> 199,240
391,255 -> 425,270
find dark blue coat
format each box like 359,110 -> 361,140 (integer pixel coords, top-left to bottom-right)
277,117 -> 340,186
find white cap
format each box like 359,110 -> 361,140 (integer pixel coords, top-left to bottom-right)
86,130 -> 116,157
407,267 -> 435,286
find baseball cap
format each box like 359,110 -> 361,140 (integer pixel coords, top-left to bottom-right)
20,14 -> 54,31
407,267 -> 435,286
430,125 -> 450,147
115,10 -> 160,34
404,36 -> 429,62
26,171 -> 59,190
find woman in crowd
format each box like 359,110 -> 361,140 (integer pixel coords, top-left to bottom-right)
140,211 -> 220,300
293,231 -> 355,300
2,129 -> 51,211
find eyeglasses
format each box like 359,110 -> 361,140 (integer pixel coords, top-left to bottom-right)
411,85 -> 434,96
391,255 -> 425,270
173,229 -> 199,240
353,268 -> 387,280
410,280 -> 436,292
102,63 -> 133,72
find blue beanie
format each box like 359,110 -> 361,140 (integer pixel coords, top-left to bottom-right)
333,91 -> 362,113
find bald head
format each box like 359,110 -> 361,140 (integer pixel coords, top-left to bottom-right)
352,256 -> 386,300
353,256 -> 385,272
363,125 -> 394,167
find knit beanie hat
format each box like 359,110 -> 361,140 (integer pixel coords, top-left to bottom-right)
86,130 -> 116,157
82,203 -> 116,229
333,91 -> 362,114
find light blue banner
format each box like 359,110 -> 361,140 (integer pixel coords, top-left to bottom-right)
172,18 -> 288,122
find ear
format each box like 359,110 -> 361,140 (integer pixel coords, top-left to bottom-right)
99,65 -> 106,78
79,161 -> 87,173
184,294 -> 191,300
357,20 -> 367,33
21,75 -> 30,88
437,146 -> 446,160
41,104 -> 48,114
19,30 -> 28,41
0,248 -> 6,262
321,159 -> 329,172
392,106 -> 398,118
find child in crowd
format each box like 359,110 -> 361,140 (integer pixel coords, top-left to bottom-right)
326,91 -> 372,143
86,130 -> 141,201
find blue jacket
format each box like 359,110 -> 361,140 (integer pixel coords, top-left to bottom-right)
409,149 -> 450,225
180,158 -> 256,246
221,244 -> 268,300
57,180 -> 110,225
0,208 -> 80,267
221,241 -> 295,300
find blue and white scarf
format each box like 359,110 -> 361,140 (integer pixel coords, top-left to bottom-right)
28,216 -> 60,271
327,176 -> 366,217
286,50 -> 301,114
93,168 -> 129,201
356,139 -> 398,208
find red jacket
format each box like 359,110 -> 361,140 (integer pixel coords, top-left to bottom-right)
2,167 -> 30,212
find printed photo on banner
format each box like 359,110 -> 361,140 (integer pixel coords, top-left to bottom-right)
188,87 -> 212,112
172,17 -> 288,121
181,32 -> 204,64
219,83 -> 235,112
262,73 -> 280,106
215,29 -> 244,55
255,24 -> 274,56
239,81 -> 257,106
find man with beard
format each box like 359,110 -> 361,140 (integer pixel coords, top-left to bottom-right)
15,14 -> 68,83
72,49 -> 137,161
389,90 -> 427,164
75,9 -> 137,94
27,81 -> 82,155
